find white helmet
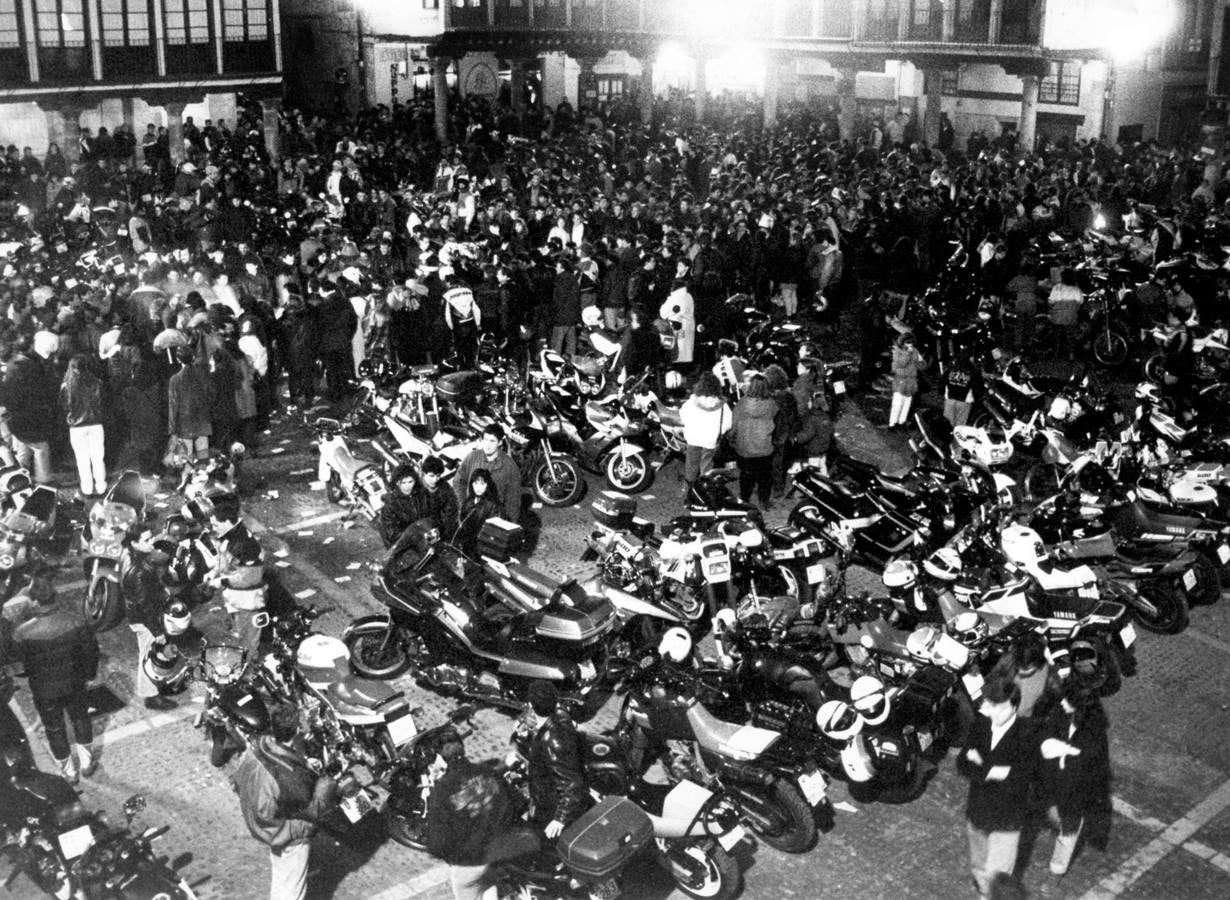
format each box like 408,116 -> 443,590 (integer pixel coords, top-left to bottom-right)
850,675 -> 890,726
1135,382 -> 1163,403
816,699 -> 863,741
163,600 -> 192,636
712,609 -> 736,633
581,305 -> 602,328
948,611 -> 989,647
1000,524 -> 1048,568
882,559 -> 918,590
1047,396 -> 1072,422
658,626 -> 693,663
296,634 -> 350,686
923,547 -> 962,582
664,370 -> 684,390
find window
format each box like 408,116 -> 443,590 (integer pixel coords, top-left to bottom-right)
1039,60 -> 1080,105
0,0 -> 20,48
913,1 -> 931,27
166,0 -> 210,45
222,0 -> 267,41
101,0 -> 151,46
37,0 -> 86,47
940,69 -> 957,95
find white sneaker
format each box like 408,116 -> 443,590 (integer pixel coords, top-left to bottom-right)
57,753 -> 80,784
77,743 -> 98,778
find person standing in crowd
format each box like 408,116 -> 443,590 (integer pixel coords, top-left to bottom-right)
941,355 -> 981,427
661,275 -> 696,366
523,680 -> 589,838
119,361 -> 164,474
888,332 -> 925,430
792,358 -> 834,474
1037,683 -> 1112,876
679,371 -> 732,496
443,271 -> 481,369
1006,262 -> 1039,354
313,279 -> 358,403
452,424 -> 521,523
379,462 -> 427,547
550,256 -> 581,357
1047,268 -> 1083,362
232,704 -> 337,900
10,577 -> 100,782
732,374 -> 778,510
59,355 -> 107,498
0,330 -> 61,484
418,455 -> 460,539
120,524 -> 175,711
454,468 -> 503,559
168,346 -> 214,460
957,678 -> 1039,899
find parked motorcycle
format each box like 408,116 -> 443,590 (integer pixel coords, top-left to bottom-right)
0,484 -> 58,602
314,418 -> 389,521
79,471 -> 144,631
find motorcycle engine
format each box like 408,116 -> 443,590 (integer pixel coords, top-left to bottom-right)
600,555 -> 638,590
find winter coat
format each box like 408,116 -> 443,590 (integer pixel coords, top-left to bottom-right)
167,363 -> 214,438
10,602 -> 99,701
1038,702 -> 1112,847
680,394 -> 732,450
957,715 -> 1040,833
551,271 -> 582,327
315,292 -> 358,354
527,712 -> 589,828
1,353 -> 60,444
60,373 -> 105,428
733,397 -> 778,458
890,343 -> 925,396
231,736 -> 336,851
453,450 -> 521,522
121,381 -> 164,452
661,286 -> 696,364
425,757 -> 527,866
232,352 -> 258,420
455,494 -> 503,556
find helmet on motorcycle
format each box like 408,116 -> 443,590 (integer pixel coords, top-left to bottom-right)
849,675 -> 890,727
1000,524 -> 1049,568
882,559 -> 918,591
581,305 -> 603,328
1134,382 -> 1163,403
163,600 -> 191,636
712,608 -> 737,633
948,611 -> 990,647
143,640 -> 189,690
923,547 -> 962,582
658,626 -> 693,664
1047,397 -> 1072,422
816,699 -> 863,740
296,633 -> 350,686
664,370 -> 684,390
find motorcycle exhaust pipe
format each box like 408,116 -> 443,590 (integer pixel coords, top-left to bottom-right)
370,439 -> 401,468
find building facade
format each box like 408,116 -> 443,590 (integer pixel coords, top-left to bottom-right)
0,0 -> 283,159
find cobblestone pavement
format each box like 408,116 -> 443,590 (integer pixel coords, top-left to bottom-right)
6,376 -> 1230,900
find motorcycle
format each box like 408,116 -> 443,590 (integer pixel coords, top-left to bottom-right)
79,471 -> 144,631
0,484 -> 57,602
313,418 -> 389,521
344,544 -> 614,711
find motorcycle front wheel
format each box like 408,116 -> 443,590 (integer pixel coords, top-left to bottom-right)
604,451 -> 653,494
1092,330 -> 1129,368
209,728 -> 233,768
531,455 -> 585,507
733,779 -> 816,854
384,806 -> 428,851
346,629 -> 412,679
83,576 -> 122,631
663,841 -> 742,900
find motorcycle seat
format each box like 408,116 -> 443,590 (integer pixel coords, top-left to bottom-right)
327,675 -> 403,713
8,769 -> 72,804
503,561 -> 565,602
328,444 -> 371,483
656,405 -> 683,429
686,701 -> 779,758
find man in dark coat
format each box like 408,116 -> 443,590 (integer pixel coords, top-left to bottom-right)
281,294 -> 318,409
524,681 -> 589,837
550,257 -> 581,357
312,280 -> 358,403
957,678 -> 1043,899
10,577 -> 100,781
0,331 -> 61,483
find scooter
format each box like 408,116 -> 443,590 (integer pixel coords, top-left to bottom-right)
79,470 -> 144,631
314,418 -> 389,522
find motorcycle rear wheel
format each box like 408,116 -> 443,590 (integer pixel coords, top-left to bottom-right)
346,630 -> 411,679
531,455 -> 585,507
1142,352 -> 1167,384
734,779 -> 816,854
83,577 -> 122,631
1132,581 -> 1189,634
1185,553 -> 1221,606
665,842 -> 742,900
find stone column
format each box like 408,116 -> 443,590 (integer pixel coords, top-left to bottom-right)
851,0 -> 867,39
836,67 -> 857,142
1018,73 -> 1039,155
988,0 -> 1003,43
166,101 -> 186,165
923,67 -> 942,145
262,98 -> 281,163
693,49 -> 707,124
86,0 -> 102,79
121,97 -> 138,162
510,58 -> 527,120
577,57 -> 599,113
639,56 -> 654,126
941,0 -> 955,41
763,57 -> 780,128
44,107 -> 70,160
433,56 -> 450,144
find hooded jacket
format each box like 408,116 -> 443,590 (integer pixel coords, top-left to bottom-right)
733,397 -> 778,458
231,735 -> 336,851
680,394 -> 732,450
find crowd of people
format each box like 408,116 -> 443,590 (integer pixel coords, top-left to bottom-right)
1,73 -> 1225,900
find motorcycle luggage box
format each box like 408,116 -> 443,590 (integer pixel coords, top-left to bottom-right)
557,796 -> 653,880
478,518 -> 525,561
532,588 -> 617,645
894,666 -> 958,723
592,491 -> 638,530
436,370 -> 484,404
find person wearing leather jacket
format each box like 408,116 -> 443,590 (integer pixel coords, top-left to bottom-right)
59,355 -> 108,498
524,680 -> 589,838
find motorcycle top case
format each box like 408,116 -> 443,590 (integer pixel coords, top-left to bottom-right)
591,491 -> 638,530
477,517 -> 525,561
435,370 -> 484,404
556,796 -> 654,880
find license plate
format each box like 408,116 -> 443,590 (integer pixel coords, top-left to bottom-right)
832,380 -> 846,395
717,824 -> 746,851
57,824 -> 94,859
1218,544 -> 1230,564
339,792 -> 373,823
385,710 -> 418,747
797,770 -> 827,806
1120,623 -> 1137,648
588,877 -> 621,900
1183,569 -> 1198,591
806,562 -> 827,584
702,559 -> 731,583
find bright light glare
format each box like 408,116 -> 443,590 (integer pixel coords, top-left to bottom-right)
1043,0 -> 1176,59
655,43 -> 692,86
685,0 -> 754,35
